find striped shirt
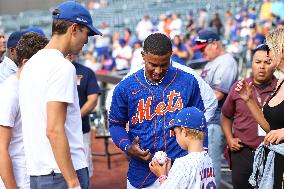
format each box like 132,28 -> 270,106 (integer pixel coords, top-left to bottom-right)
0,56 -> 18,85
160,151 -> 216,189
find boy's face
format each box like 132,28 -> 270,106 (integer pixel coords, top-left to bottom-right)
173,127 -> 187,150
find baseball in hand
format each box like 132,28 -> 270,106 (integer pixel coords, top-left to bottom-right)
153,151 -> 167,165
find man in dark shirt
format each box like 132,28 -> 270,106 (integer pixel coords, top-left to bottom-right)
221,44 -> 277,189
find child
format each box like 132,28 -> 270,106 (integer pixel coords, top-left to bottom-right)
149,107 -> 216,189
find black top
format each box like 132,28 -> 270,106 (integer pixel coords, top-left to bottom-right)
263,80 -> 284,189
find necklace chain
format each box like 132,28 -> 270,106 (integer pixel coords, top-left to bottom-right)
143,69 -> 167,86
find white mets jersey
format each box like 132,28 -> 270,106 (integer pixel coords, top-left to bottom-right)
160,151 -> 216,189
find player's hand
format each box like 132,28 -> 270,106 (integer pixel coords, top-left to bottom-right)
235,80 -> 253,103
149,157 -> 168,177
264,128 -> 284,145
228,138 -> 243,152
127,136 -> 152,161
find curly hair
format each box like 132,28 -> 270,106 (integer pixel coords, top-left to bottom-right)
266,28 -> 284,67
16,32 -> 49,66
143,33 -> 172,55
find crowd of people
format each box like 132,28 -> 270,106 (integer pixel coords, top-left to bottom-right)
0,0 -> 283,189
73,0 -> 284,75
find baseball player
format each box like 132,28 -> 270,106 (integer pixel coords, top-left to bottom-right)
149,107 -> 216,188
109,33 -> 205,188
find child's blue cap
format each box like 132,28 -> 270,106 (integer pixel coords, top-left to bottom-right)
168,107 -> 206,131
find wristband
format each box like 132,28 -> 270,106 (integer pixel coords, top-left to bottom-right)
69,186 -> 81,189
158,175 -> 168,182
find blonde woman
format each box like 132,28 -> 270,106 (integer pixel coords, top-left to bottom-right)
235,28 -> 284,188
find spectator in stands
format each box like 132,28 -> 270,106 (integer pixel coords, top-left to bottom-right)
186,10 -> 195,31
157,14 -> 166,34
150,20 -> 160,33
198,8 -> 208,28
247,24 -> 266,62
84,50 -> 101,72
111,31 -> 121,52
209,13 -> 223,36
0,31 -> 21,85
240,15 -> 254,38
169,13 -> 182,39
248,7 -> 258,21
171,35 -> 189,66
130,39 -> 143,72
101,53 -> 116,72
224,10 -> 234,39
0,32 -> 5,63
248,24 -> 265,50
163,14 -> 172,37
66,54 -> 101,181
259,0 -> 272,21
221,44 -> 277,189
112,38 -> 132,72
185,28 -> 206,69
123,28 -> 136,46
95,21 -> 111,61
227,37 -> 243,55
136,15 -> 153,41
192,29 -> 238,188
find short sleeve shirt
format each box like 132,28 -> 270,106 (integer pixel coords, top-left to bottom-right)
222,77 -> 277,149
160,151 -> 216,189
201,53 -> 238,124
19,49 -> 87,175
0,75 -> 28,187
74,62 -> 100,133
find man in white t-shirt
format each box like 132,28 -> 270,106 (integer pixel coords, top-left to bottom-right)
19,1 -> 102,189
0,33 -> 48,189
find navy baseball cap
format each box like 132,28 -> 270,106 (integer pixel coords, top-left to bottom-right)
52,1 -> 102,36
22,27 -> 45,37
191,29 -> 220,51
168,107 -> 206,132
7,31 -> 23,48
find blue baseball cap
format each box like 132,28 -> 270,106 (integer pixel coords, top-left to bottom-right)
52,1 -> 102,36
22,27 -> 45,37
168,107 -> 207,132
191,29 -> 220,51
7,31 -> 24,48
